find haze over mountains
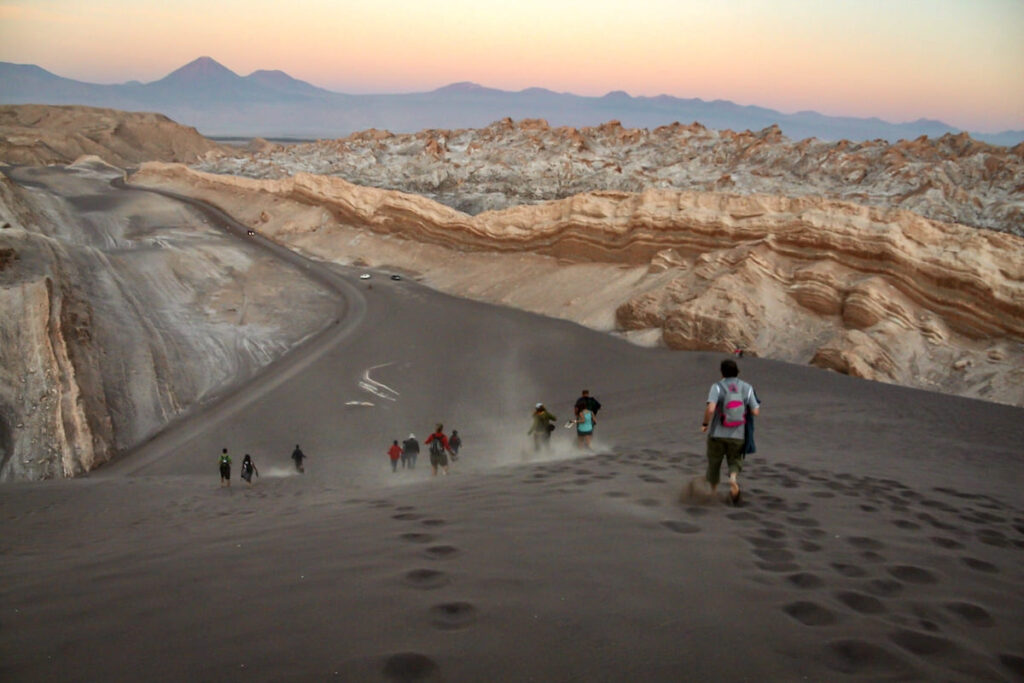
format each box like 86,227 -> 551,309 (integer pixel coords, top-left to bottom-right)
3,56 -> 1022,145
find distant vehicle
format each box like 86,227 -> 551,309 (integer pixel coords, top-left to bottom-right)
390,274 -> 402,281
359,273 -> 371,280
246,229 -> 255,236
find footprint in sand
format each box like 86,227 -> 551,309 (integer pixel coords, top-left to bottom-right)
887,628 -> 962,658
422,545 -> 460,560
745,535 -> 787,550
821,639 -> 919,677
929,536 -> 963,550
786,572 -> 824,589
429,602 -> 478,630
917,512 -> 959,531
393,512 -> 425,521
382,652 -> 440,681
891,519 -> 921,530
420,519 -> 446,527
886,565 -> 939,584
959,557 -> 998,573
846,536 -> 884,551
976,529 -> 1011,548
998,654 -> 1024,678
782,600 -> 837,626
399,532 -> 435,544
403,568 -> 450,590
835,590 -> 886,614
661,520 -> 701,534
831,563 -> 869,578
754,548 -> 796,564
943,601 -> 994,627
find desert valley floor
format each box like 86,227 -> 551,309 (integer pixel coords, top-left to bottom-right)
1,165 -> 1023,682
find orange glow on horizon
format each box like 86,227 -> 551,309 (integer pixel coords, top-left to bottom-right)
0,0 -> 1021,132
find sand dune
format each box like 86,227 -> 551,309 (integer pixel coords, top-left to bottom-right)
3,264 -> 1023,679
2,118 -> 1023,681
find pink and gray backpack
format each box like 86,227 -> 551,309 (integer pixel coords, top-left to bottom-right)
717,380 -> 747,428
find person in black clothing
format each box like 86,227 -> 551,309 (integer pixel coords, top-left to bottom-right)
291,444 -> 306,473
574,389 -> 601,430
402,434 -> 420,469
449,430 -> 462,461
240,453 -> 259,485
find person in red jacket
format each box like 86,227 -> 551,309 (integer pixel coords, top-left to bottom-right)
388,440 -> 402,472
424,424 -> 455,476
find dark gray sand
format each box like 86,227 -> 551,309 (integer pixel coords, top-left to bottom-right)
2,169 -> 1023,682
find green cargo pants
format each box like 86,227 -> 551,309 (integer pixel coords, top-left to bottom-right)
706,437 -> 745,487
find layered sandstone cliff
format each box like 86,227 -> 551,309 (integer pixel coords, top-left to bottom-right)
196,118 -> 1024,236
0,160 -> 334,480
0,105 -> 224,167
131,163 -> 1024,407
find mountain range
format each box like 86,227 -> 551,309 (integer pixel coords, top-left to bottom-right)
2,56 -> 1021,145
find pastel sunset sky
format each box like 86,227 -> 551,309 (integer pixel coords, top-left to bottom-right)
1,0 -> 1022,131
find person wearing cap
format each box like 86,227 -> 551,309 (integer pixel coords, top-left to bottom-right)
402,433 -> 420,469
528,403 -> 558,451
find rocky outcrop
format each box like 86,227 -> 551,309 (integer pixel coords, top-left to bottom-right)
0,104 -> 224,167
0,163 -> 335,480
195,118 -> 1024,236
131,163 -> 1024,407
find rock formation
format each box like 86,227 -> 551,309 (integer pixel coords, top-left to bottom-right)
194,118 -> 1024,236
0,160 -> 334,480
131,162 -> 1024,407
0,104 -> 224,167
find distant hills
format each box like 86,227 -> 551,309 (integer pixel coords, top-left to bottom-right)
2,56 -> 1021,145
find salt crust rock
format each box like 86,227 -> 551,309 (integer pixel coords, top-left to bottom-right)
131,163 -> 1024,407
194,118 -> 1024,236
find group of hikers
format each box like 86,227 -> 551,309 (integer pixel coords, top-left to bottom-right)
529,389 -> 602,452
217,444 -> 307,487
216,359 -> 760,504
528,363 -> 759,504
388,426 -> 462,476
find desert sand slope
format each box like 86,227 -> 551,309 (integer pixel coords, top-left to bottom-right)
1,245 -> 1023,681
130,163 -> 1024,407
0,104 -> 224,167
196,118 -> 1024,235
0,161 -> 335,479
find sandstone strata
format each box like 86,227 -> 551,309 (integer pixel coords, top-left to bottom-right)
131,163 -> 1024,407
0,105 -> 224,167
195,118 -> 1024,236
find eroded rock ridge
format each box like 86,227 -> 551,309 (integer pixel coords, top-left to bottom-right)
132,163 -> 1024,407
195,118 -> 1024,236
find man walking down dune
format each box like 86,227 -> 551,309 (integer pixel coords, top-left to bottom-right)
291,444 -> 306,473
528,403 -> 557,451
701,359 -> 760,504
574,389 -> 601,437
402,434 -> 419,469
424,424 -> 455,476
218,448 -> 232,487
